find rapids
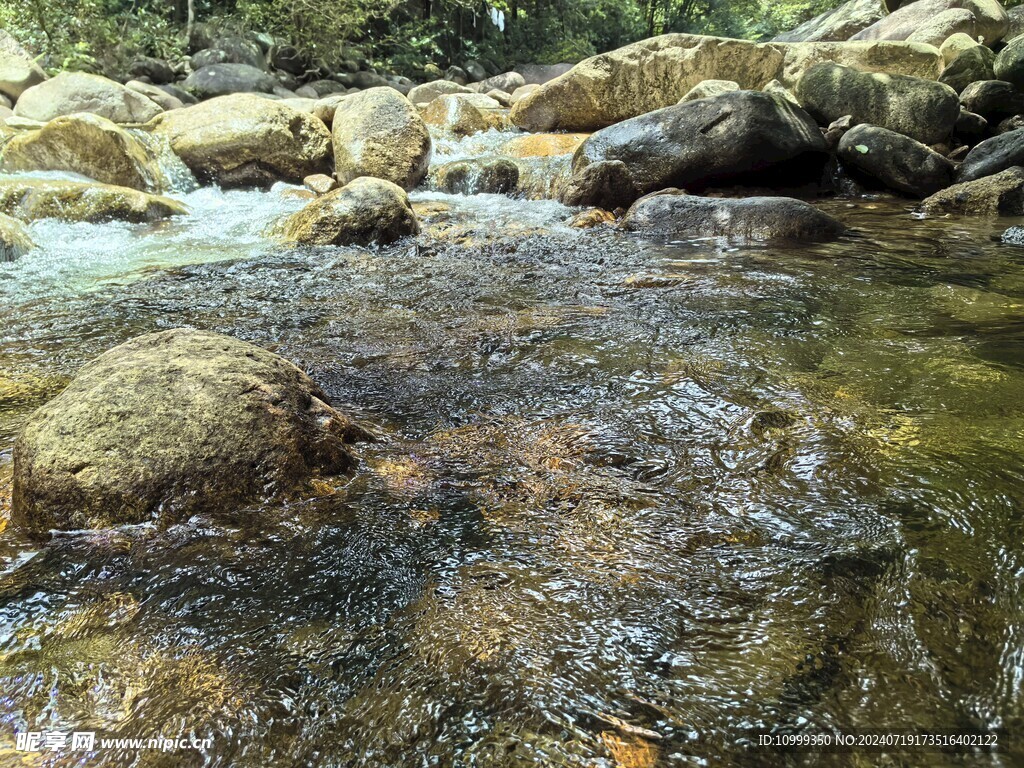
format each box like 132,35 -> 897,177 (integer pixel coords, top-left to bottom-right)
1,128 -> 1024,766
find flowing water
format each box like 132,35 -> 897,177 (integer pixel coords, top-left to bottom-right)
1,130 -> 1024,767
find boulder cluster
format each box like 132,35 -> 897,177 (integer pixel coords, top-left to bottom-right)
3,1 -> 1024,536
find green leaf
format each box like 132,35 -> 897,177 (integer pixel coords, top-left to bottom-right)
855,145 -> 869,154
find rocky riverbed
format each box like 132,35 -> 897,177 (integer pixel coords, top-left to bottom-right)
1,4 -> 1024,765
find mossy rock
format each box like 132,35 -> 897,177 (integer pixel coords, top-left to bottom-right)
0,178 -> 187,223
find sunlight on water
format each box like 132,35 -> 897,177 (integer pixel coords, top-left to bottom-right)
1,158 -> 1024,765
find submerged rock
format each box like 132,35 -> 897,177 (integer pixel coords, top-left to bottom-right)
12,329 -> 368,536
570,90 -> 828,206
620,190 -> 846,240
957,129 -> 1024,182
0,178 -> 187,223
0,30 -> 47,101
1,113 -> 166,192
921,166 -> 1024,215
0,211 -> 32,260
14,72 -> 163,124
281,176 -> 419,246
796,62 -> 960,144
148,94 -> 332,188
837,124 -> 954,197
332,87 -> 431,191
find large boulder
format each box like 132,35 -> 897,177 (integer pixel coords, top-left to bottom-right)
514,63 -> 574,84
0,211 -> 33,261
568,90 -> 829,206
407,79 -> 472,106
940,32 -> 981,64
1009,5 -> 1024,39
620,190 -> 846,240
420,93 -> 503,135
127,80 -> 185,112
959,79 -> 1024,120
510,34 -> 944,132
772,0 -> 888,42
0,30 -> 46,101
939,45 -> 996,93
0,178 -> 187,223
472,71 -> 526,94
774,40 -> 944,87
956,128 -> 1024,181
14,72 -> 162,124
920,165 -> 1024,214
148,94 -> 332,188
906,8 -> 978,47
851,0 -> 1009,44
994,35 -> 1024,89
837,123 -> 954,196
331,87 -> 431,191
183,63 -> 277,99
281,176 -> 419,246
2,113 -> 165,192
11,329 -> 367,535
796,62 -> 960,143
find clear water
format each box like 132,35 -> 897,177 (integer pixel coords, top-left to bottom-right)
1,153 -> 1024,767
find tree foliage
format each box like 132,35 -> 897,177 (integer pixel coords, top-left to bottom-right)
1,0 -> 1021,79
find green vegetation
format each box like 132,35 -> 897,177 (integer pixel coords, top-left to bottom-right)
0,0 -> 1020,79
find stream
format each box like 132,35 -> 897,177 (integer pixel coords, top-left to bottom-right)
1,127 -> 1024,767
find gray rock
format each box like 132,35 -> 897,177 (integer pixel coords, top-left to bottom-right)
1008,5 -> 1024,39
0,211 -> 33,261
281,176 -> 419,246
270,44 -> 307,76
851,0 -> 1009,45
957,129 -> 1024,181
183,63 -> 277,99
959,79 -> 1024,120
953,108 -> 989,141
678,79 -> 740,102
128,55 -> 175,84
1001,225 -> 1024,243
12,328 -> 368,535
14,71 -> 163,123
921,165 -> 1024,214
407,79 -> 473,105
620,190 -> 846,240
772,0 -> 886,42
473,71 -> 525,94
445,65 -> 469,85
939,44 -> 996,93
906,8 -> 978,47
0,30 -> 46,101
570,90 -> 829,206
838,123 -> 954,197
209,36 -> 266,69
797,62 -> 960,144
514,63 -> 573,84
464,60 -> 487,82
994,34 -> 1024,89
432,159 -> 519,195
331,87 -> 431,191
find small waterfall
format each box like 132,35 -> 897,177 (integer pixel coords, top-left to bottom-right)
129,128 -> 199,195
